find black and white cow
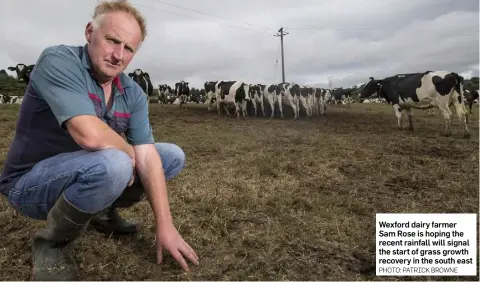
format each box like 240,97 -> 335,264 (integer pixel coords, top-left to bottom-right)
215,80 -> 250,118
188,88 -> 204,104
128,69 -> 154,102
248,84 -> 266,117
158,84 -> 174,104
8,63 -> 35,85
262,84 -> 280,118
278,83 -> 300,119
313,88 -> 330,116
175,81 -> 190,107
299,85 -> 315,118
0,94 -> 10,103
0,94 -> 23,104
204,81 -> 218,111
359,71 -> 470,138
331,87 -> 354,107
465,89 -> 479,114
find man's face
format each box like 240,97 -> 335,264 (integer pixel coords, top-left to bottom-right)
85,11 -> 142,82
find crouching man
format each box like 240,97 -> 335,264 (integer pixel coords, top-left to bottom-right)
0,1 -> 198,280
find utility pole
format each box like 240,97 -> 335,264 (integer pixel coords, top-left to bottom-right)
328,76 -> 333,89
274,27 -> 288,83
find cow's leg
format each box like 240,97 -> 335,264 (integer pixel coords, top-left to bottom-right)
322,97 -> 327,115
437,104 -> 453,137
252,99 -> 258,117
207,93 -> 213,111
404,108 -> 413,131
293,96 -> 300,119
301,96 -> 310,118
260,95 -> 266,117
183,95 -> 188,110
216,99 -> 222,116
278,95 -> 284,119
242,100 -> 248,119
223,102 -> 231,118
268,96 -> 275,118
306,95 -> 312,117
393,104 -> 403,129
452,100 -> 470,138
270,95 -> 277,118
311,96 -> 316,116
315,97 -> 322,116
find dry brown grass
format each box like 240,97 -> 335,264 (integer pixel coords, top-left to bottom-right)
0,102 -> 478,281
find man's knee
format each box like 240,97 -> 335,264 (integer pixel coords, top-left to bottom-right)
98,148 -> 133,184
65,149 -> 133,213
155,143 -> 186,180
168,143 -> 186,169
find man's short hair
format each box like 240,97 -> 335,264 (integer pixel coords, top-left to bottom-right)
92,0 -> 147,42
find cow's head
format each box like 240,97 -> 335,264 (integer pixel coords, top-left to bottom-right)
8,64 -> 35,84
271,84 -> 281,95
359,77 -> 380,99
175,81 -> 189,95
243,83 -> 251,100
248,84 -> 260,98
235,83 -> 248,101
128,68 -> 145,81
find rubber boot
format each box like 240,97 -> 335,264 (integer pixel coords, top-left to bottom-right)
32,193 -> 94,281
89,207 -> 138,235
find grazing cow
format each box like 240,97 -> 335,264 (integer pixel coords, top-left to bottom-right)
359,71 -> 470,138
8,64 -> 35,84
262,84 -> 280,118
278,83 -> 300,119
248,84 -> 266,116
331,87 -> 354,107
175,81 -> 190,107
299,85 -> 315,118
158,84 -> 174,104
215,80 -> 250,118
204,81 -> 218,111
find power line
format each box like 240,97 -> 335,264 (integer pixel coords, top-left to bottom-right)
131,3 -> 274,36
150,0 -> 276,32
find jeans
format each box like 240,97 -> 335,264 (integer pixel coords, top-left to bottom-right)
6,143 -> 185,220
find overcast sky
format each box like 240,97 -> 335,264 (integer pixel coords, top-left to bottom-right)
1,0 -> 478,89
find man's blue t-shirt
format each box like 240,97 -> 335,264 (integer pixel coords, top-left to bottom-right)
0,44 -> 154,196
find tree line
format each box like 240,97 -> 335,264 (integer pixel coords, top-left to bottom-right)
1,68 -> 478,98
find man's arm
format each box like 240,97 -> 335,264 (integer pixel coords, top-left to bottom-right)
66,116 -> 134,158
134,144 -> 171,225
134,142 -> 198,271
125,89 -> 198,271
31,46 -> 134,158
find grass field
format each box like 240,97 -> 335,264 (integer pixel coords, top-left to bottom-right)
0,102 -> 478,281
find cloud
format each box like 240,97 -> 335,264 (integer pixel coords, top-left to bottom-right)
0,0 -> 478,89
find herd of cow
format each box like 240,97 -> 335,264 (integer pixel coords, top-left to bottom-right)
1,64 -> 479,138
